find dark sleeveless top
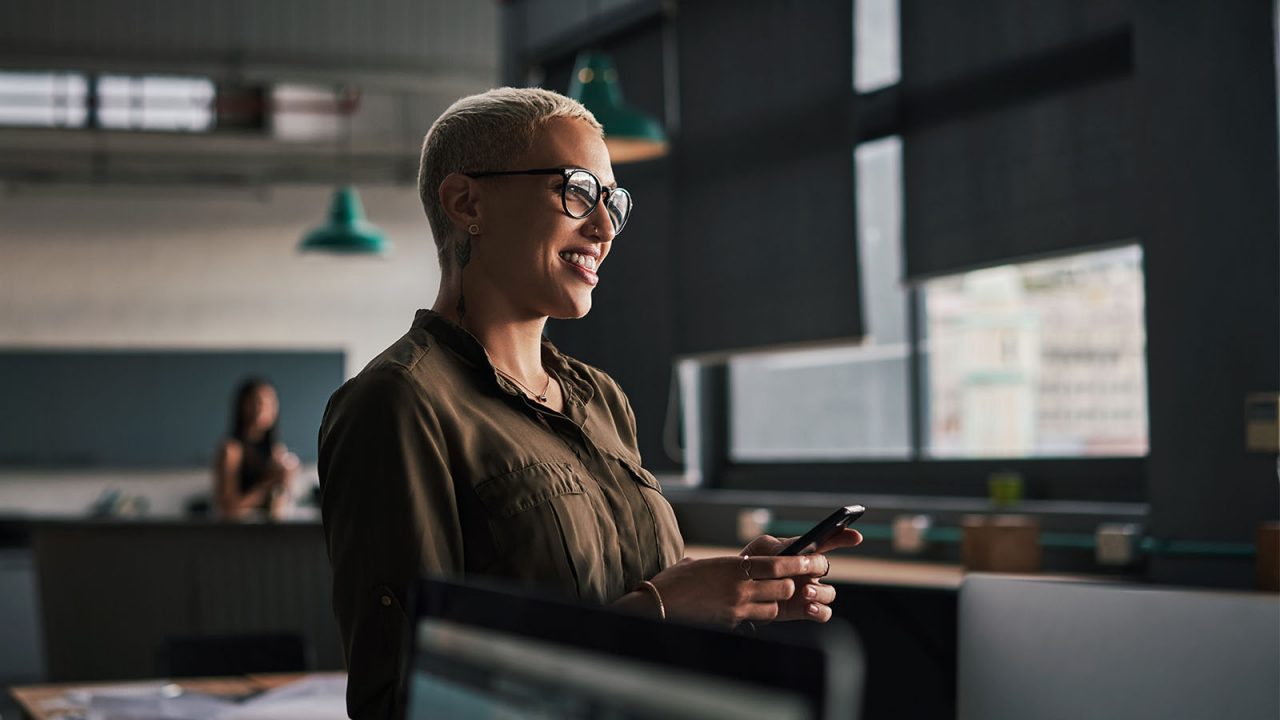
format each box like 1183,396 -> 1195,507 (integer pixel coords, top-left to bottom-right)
236,435 -> 275,497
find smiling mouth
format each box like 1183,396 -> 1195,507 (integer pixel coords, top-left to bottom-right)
559,251 -> 599,272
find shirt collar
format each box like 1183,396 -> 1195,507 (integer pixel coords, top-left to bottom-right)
412,309 -> 595,409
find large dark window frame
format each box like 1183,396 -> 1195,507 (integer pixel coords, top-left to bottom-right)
698,24 -> 1145,506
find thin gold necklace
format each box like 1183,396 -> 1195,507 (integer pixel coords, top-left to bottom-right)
494,366 -> 552,403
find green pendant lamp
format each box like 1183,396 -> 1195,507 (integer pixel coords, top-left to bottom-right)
299,185 -> 391,255
569,50 -> 668,164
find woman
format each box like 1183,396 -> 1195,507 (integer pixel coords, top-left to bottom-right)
317,87 -> 861,720
214,377 -> 299,520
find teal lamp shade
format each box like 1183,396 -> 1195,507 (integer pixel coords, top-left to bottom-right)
569,50 -> 668,163
299,186 -> 391,255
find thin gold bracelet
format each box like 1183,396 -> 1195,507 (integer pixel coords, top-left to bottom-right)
638,580 -> 666,620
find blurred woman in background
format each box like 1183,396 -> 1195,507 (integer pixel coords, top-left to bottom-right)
214,376 -> 299,520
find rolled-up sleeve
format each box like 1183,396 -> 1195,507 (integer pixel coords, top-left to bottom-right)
318,366 -> 461,720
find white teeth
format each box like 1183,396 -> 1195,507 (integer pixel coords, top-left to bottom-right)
560,252 -> 598,271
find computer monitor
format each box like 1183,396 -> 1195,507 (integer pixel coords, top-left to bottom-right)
402,576 -> 863,720
958,574 -> 1280,720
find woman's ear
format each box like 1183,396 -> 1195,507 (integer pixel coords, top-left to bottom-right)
438,173 -> 481,235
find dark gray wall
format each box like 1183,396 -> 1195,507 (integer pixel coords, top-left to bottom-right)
901,0 -> 1132,88
1134,0 -> 1280,584
0,350 -> 343,467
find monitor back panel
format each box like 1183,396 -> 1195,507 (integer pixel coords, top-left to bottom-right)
958,574 -> 1280,720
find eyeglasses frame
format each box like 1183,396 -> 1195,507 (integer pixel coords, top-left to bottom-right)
462,167 -> 632,235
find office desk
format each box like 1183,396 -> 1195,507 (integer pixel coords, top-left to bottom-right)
10,672 -> 342,720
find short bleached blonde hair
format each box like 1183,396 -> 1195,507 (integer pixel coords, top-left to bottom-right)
418,87 -> 603,268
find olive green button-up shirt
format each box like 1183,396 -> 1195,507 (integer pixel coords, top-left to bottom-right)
318,308 -> 685,720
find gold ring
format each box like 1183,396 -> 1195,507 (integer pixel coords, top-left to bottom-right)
740,555 -> 754,581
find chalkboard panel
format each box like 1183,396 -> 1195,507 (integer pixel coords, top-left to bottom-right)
0,349 -> 344,468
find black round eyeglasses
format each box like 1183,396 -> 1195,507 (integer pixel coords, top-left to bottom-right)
463,167 -> 632,236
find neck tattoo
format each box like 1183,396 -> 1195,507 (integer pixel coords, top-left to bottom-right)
454,236 -> 471,322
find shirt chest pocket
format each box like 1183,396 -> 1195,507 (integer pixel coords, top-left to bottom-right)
610,453 -> 685,570
472,462 -> 602,599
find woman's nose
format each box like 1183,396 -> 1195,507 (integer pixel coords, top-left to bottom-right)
583,207 -> 616,243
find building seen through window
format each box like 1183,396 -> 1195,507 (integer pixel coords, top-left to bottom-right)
854,0 -> 900,92
920,244 -> 1148,458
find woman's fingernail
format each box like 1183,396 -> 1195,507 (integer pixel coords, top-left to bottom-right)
800,556 -> 810,571
804,585 -> 817,599
808,603 -> 821,615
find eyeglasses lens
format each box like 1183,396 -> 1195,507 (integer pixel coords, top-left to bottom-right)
606,189 -> 631,234
564,169 -> 630,235
564,171 -> 599,219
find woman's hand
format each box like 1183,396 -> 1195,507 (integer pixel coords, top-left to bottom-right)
646,554 -> 831,629
267,450 -> 300,487
738,528 -> 864,623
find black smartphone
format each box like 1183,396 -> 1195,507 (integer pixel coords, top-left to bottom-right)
777,505 -> 866,556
